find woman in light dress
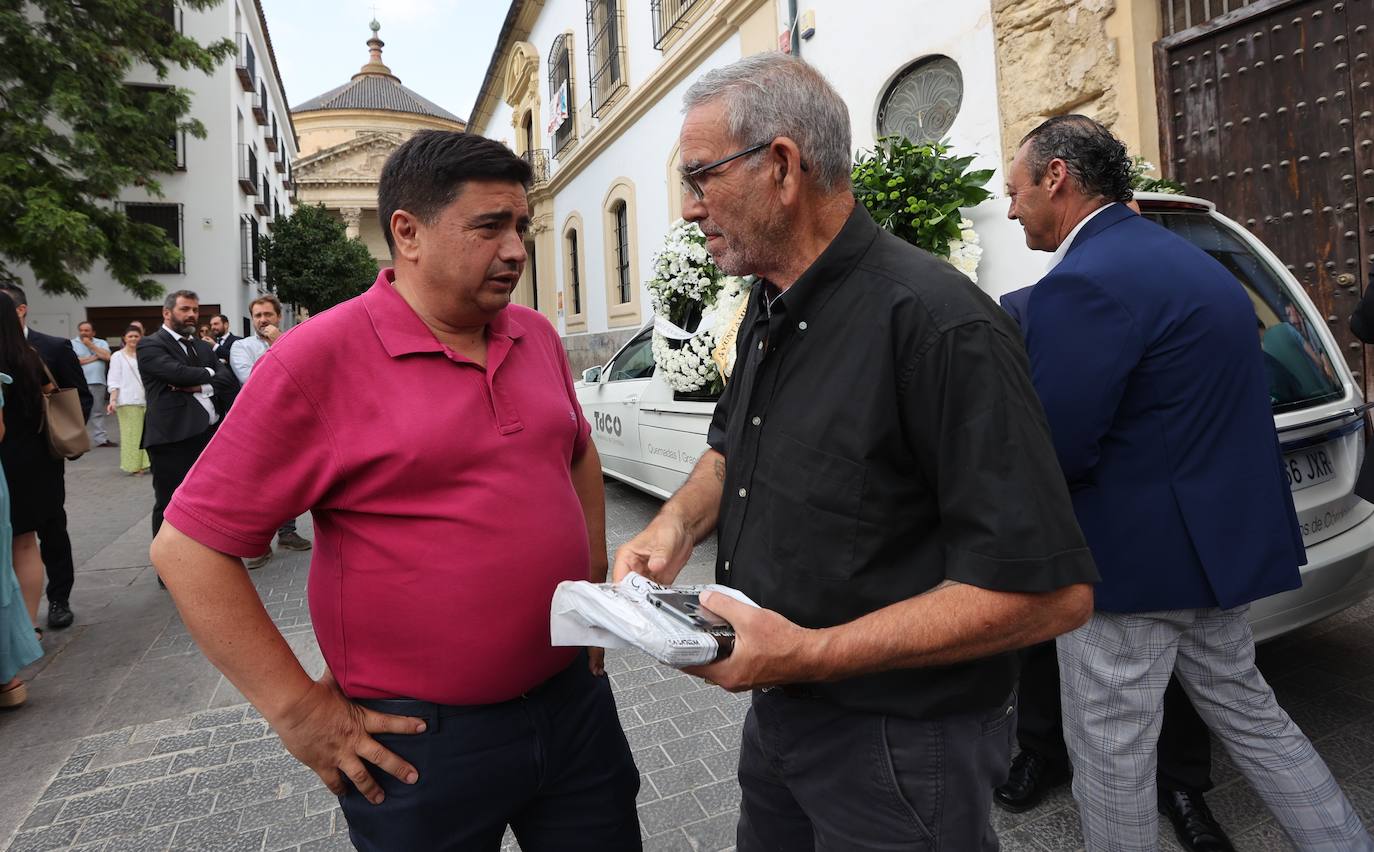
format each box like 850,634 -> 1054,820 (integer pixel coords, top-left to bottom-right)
106,324 -> 151,475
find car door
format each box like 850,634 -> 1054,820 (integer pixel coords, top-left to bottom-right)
580,326 -> 655,477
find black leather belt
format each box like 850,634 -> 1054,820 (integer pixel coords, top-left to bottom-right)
760,683 -> 821,700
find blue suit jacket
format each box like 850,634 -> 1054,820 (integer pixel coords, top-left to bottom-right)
1019,203 -> 1304,612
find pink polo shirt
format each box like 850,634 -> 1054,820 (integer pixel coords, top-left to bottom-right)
165,270 -> 593,705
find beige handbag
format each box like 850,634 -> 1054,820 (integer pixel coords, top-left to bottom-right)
38,361 -> 91,460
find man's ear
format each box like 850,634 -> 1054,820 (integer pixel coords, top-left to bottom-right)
1044,158 -> 1071,196
770,136 -> 806,205
390,210 -> 422,262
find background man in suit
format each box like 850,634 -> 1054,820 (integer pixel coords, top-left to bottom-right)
138,290 -> 236,548
1009,115 -> 1371,851
0,282 -> 89,630
209,313 -> 239,364
999,283 -> 1233,852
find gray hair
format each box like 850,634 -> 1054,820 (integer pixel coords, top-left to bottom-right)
162,289 -> 198,311
683,53 -> 852,191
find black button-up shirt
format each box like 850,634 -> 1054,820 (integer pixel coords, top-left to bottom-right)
707,205 -> 1097,720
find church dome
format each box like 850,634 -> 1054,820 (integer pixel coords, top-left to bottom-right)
291,21 -> 463,123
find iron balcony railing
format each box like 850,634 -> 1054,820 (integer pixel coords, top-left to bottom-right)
524,148 -> 550,187
651,0 -> 701,48
238,144 -> 257,194
234,33 -> 255,90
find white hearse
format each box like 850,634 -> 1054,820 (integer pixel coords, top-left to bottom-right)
575,193 -> 1374,640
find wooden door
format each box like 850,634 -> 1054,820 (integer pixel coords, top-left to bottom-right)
1158,0 -> 1374,382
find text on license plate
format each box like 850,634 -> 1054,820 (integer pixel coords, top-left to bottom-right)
1284,445 -> 1336,492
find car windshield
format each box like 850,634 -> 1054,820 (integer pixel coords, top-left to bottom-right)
1144,211 -> 1344,413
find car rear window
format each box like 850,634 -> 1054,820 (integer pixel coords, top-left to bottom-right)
1144,211 -> 1344,413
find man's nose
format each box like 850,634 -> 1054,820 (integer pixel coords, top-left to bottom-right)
499,230 -> 527,263
681,191 -> 706,222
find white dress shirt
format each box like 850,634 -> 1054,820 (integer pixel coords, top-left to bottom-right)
229,334 -> 270,385
161,325 -> 218,426
1045,204 -> 1113,273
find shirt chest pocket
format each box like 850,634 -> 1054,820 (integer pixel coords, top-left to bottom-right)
759,434 -> 865,580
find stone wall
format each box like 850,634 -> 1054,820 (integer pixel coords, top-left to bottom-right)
564,328 -> 639,376
991,0 -> 1122,164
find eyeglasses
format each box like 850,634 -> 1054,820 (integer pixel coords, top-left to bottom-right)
680,141 -> 770,201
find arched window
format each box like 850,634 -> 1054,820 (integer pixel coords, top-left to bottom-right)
548,33 -> 577,158
602,178 -> 640,327
876,55 -> 964,145
563,213 -> 587,333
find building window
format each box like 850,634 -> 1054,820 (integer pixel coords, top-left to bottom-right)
124,203 -> 183,274
586,0 -> 626,117
126,84 -> 184,172
602,180 -> 639,326
568,230 -> 582,315
651,0 -> 702,49
1160,0 -> 1259,36
876,56 -> 963,145
548,33 -> 577,158
240,215 -> 260,284
613,202 -> 630,304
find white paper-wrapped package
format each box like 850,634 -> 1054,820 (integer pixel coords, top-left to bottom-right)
550,573 -> 757,668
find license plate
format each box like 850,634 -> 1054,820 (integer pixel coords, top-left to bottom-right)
1284,444 -> 1336,492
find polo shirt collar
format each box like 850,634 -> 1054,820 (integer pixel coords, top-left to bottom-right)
363,268 -> 527,360
759,202 -> 880,322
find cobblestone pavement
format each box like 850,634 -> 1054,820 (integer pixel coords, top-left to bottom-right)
7,438 -> 1374,851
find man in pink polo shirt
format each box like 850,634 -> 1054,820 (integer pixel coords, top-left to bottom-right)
151,131 -> 641,851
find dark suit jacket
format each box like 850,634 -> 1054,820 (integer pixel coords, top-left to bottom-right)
138,328 -> 238,449
1018,203 -> 1304,612
214,333 -> 241,364
999,284 -> 1034,327
28,327 -> 92,420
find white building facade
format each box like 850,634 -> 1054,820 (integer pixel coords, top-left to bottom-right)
24,0 -> 298,341
467,0 -> 1012,372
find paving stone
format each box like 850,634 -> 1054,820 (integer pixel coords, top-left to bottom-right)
190,706 -> 247,729
639,791 -> 707,836
71,805 -> 151,844
130,717 -> 192,743
611,665 -> 665,689
19,801 -> 66,831
97,823 -> 175,852
72,729 -> 134,757
190,761 -> 256,793
700,747 -> 740,781
152,729 -> 213,755
648,759 -> 715,798
214,777 -> 290,813
169,744 -> 232,773
631,744 -> 673,773
617,706 -> 643,730
9,821 -> 82,852
263,811 -> 333,851
236,793 -> 307,830
230,736 -> 287,763
105,755 -> 176,786
692,776 -> 742,816
172,811 -> 264,852
647,676 -> 700,702
637,696 -> 692,722
56,753 -> 94,777
670,707 -> 731,736
304,789 -> 339,815
637,773 -> 660,805
623,719 -> 681,751
641,827 -> 694,851
297,831 -> 356,852
87,741 -> 157,769
39,768 -> 111,802
125,773 -> 195,807
144,791 -> 216,828
679,811 -> 738,852
55,788 -> 130,822
662,731 -> 725,765
211,720 -> 269,746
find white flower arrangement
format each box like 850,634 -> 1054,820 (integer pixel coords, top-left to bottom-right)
646,220 -> 748,394
946,217 -> 983,284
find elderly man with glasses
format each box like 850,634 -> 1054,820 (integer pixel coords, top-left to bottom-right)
614,52 -> 1099,851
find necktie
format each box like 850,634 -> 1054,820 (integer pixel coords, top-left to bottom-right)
180,337 -> 200,366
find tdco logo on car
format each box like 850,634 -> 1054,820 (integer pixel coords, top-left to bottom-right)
593,411 -> 623,437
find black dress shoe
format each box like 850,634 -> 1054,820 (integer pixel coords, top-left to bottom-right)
47,600 -> 74,630
993,749 -> 1070,813
1159,789 -> 1235,852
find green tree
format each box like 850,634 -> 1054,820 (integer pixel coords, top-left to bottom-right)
263,204 -> 378,314
0,0 -> 235,298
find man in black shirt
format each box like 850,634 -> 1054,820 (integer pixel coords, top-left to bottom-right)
613,53 -> 1099,850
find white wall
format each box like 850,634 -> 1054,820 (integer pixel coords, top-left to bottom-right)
24,0 -> 297,340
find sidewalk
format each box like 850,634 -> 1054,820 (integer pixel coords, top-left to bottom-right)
7,438 -> 1374,850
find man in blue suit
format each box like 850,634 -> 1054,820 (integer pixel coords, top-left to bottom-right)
1008,115 -> 1370,851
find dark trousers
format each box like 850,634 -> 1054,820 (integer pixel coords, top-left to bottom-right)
147,431 -> 212,538
1017,639 -> 1213,792
341,652 -> 642,852
36,505 -> 75,604
737,689 -> 1017,851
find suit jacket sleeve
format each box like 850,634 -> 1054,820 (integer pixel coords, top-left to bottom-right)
48,337 -> 93,420
1024,271 -> 1146,484
1351,283 -> 1374,344
138,336 -> 223,387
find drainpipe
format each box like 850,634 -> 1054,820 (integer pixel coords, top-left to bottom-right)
788,0 -> 800,57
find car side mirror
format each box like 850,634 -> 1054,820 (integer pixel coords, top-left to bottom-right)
582,366 -> 602,383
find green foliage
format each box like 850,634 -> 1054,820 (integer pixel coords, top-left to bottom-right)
1129,156 -> 1185,195
0,0 -> 235,298
263,204 -> 378,314
852,137 -> 994,258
